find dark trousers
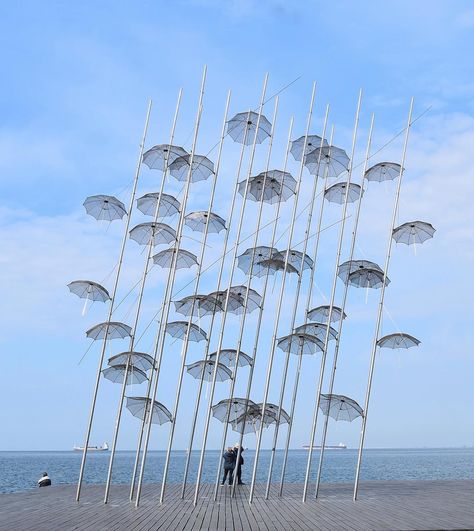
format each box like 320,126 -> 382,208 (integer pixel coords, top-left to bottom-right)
236,466 -> 242,484
222,467 -> 234,485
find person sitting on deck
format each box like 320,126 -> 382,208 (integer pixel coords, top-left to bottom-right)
38,472 -> 51,487
234,444 -> 245,485
221,447 -> 236,486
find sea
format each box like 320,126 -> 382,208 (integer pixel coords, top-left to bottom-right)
1,448 -> 474,494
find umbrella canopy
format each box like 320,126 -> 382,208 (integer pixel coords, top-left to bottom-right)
226,286 -> 262,313
290,134 -> 329,161
136,192 -> 180,218
209,349 -> 253,368
294,322 -> 338,341
184,211 -> 226,233
392,221 -> 436,245
307,305 -> 347,324
168,154 -> 214,182
230,406 -> 278,434
260,403 -> 291,424
83,195 -> 127,221
277,249 -> 314,271
237,246 -> 279,276
226,111 -> 272,145
165,321 -> 207,342
126,396 -> 173,425
67,280 -> 110,302
102,364 -> 148,385
238,170 -> 296,204
129,222 -> 176,247
252,258 -> 299,278
173,294 -> 222,317
365,162 -> 402,182
142,144 -> 188,171
108,351 -> 155,372
324,182 -> 362,205
347,268 -> 390,289
212,398 -> 257,423
377,333 -> 421,349
186,360 -> 232,382
152,248 -> 198,269
305,146 -> 350,178
338,260 -> 383,283
319,394 -> 363,422
277,333 -> 325,355
86,321 -> 132,340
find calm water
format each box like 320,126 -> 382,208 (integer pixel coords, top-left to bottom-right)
1,448 -> 474,494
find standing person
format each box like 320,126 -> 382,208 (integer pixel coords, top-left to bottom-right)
38,472 -> 51,487
221,447 -> 236,486
234,444 -> 244,485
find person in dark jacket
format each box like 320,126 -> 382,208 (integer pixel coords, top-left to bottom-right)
221,447 -> 236,486
38,472 -> 51,487
234,444 -> 245,485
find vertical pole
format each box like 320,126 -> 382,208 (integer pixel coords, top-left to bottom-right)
135,66 -> 208,507
353,98 -> 414,501
248,82 -> 317,504
193,74 -> 269,506
302,90 -> 362,502
103,91 -> 183,503
76,99 -> 152,501
314,114 -> 374,498
159,90 -> 231,503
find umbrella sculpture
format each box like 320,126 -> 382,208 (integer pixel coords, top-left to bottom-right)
324,182 -> 362,205
252,258 -> 299,278
238,170 -> 297,204
86,322 -> 132,340
186,360 -> 232,382
392,221 -> 436,245
212,398 -> 257,423
142,144 -> 188,172
304,145 -> 350,178
347,267 -> 390,289
277,333 -> 325,355
129,222 -> 176,246
319,394 -> 364,422
290,134 -> 329,161
168,154 -> 214,182
165,321 -> 207,342
152,248 -> 199,269
338,260 -> 383,283
278,249 -> 314,271
294,322 -> 338,341
209,349 -> 253,368
126,397 -> 173,425
365,162 -> 402,182
237,246 -> 279,276
209,286 -> 262,315
136,192 -> 181,218
184,211 -> 226,233
377,333 -> 421,349
83,195 -> 127,221
173,294 -> 222,317
102,364 -> 148,385
226,111 -> 272,145
68,280 -> 110,303
260,403 -> 291,424
307,305 -> 347,323
108,352 -> 155,372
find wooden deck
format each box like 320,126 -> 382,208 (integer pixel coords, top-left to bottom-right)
1,480 -> 474,530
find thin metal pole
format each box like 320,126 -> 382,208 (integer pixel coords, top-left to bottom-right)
229,116 -> 294,500
314,114 -> 375,498
302,89 -> 362,502
159,90 -> 232,503
212,96 -> 280,500
264,110 -> 330,499
76,99 -> 152,502
248,82 -> 317,504
193,74 -> 269,506
353,98 -> 414,501
135,66 -> 208,507
103,91 -> 183,503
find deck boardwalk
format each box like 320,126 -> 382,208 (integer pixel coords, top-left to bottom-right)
1,480 -> 473,530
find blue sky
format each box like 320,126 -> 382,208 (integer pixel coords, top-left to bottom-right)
0,0 -> 473,456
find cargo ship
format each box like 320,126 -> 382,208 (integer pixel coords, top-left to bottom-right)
302,442 -> 347,449
73,442 -> 109,452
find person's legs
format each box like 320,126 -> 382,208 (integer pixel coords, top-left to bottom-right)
237,466 -> 242,484
222,468 -> 229,485
228,469 -> 234,485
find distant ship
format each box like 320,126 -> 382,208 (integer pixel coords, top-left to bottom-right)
73,442 -> 109,452
302,442 -> 347,450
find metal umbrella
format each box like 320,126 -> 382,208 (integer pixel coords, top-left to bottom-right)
294,323 -> 338,341
307,305 -> 346,324
290,134 -> 329,161
238,170 -> 296,204
169,154 -> 214,182
108,352 -> 155,372
226,286 -> 262,313
136,192 -> 180,218
184,211 -> 226,233
325,182 -> 362,204
165,321 -> 207,342
129,222 -> 176,246
212,398 -> 257,423
173,294 -> 222,317
252,258 -> 299,278
260,403 -> 291,425
277,333 -> 324,355
186,360 -> 232,382
102,364 -> 148,385
142,144 -> 188,172
319,394 -> 363,422
338,260 -> 383,283
305,146 -> 350,178
365,162 -> 402,182
152,248 -> 198,269
126,397 -> 173,425
230,406 -> 278,434
67,280 -> 110,315
377,333 -> 420,349
278,249 -> 314,271
392,221 -> 436,245
237,246 -> 279,276
209,349 -> 253,368
226,111 -> 272,145
347,267 -> 390,289
86,322 -> 132,340
83,195 -> 127,221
